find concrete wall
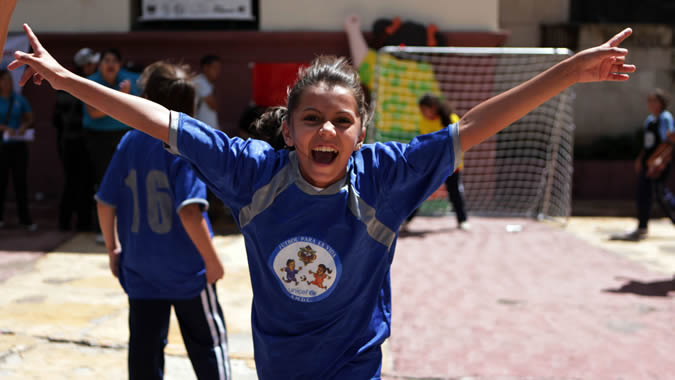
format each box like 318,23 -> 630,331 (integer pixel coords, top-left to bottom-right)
9,1 -> 498,33
499,0 -> 569,47
261,0 -> 499,31
499,2 -> 673,144
9,0 -> 130,33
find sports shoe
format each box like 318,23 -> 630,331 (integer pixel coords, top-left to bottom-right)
25,223 -> 38,232
458,222 -> 471,231
610,228 -> 647,241
95,233 -> 105,245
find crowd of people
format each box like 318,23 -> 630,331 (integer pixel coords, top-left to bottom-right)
0,3 -> 671,379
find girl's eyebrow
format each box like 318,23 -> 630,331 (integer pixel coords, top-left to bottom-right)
301,107 -> 356,116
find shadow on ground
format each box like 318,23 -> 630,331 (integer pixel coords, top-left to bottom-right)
605,276 -> 675,297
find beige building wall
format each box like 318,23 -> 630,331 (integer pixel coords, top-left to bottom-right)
9,0 -> 131,33
10,1 -> 498,33
499,0 -> 569,46
261,0 -> 499,31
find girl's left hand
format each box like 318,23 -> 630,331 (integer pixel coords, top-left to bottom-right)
573,28 -> 636,83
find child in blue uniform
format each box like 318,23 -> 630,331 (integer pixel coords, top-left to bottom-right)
95,61 -> 230,380
11,24 -> 635,379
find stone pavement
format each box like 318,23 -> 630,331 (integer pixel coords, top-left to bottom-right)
0,216 -> 673,379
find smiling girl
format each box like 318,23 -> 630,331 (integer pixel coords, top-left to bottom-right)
11,24 -> 634,380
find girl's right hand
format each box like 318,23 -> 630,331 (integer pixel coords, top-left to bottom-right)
8,24 -> 70,90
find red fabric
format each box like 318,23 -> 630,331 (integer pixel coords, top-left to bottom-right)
251,62 -> 308,107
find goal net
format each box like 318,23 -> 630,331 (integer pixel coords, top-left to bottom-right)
369,46 -> 575,221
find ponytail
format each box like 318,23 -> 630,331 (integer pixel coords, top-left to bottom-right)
251,106 -> 288,150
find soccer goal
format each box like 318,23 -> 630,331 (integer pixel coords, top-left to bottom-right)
369,46 -> 575,221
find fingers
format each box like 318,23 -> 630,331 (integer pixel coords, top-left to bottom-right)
7,58 -> 24,71
607,73 -> 630,81
23,24 -> 43,53
32,72 -> 43,85
606,27 -> 632,47
612,63 -> 636,74
18,66 -> 35,86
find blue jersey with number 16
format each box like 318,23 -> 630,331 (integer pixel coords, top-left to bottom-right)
96,130 -> 211,299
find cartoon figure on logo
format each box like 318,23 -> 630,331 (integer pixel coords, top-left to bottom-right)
280,259 -> 302,285
307,264 -> 332,289
297,245 -> 317,265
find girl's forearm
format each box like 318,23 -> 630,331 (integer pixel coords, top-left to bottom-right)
459,57 -> 576,152
62,71 -> 171,142
96,202 -> 118,253
0,0 -> 17,53
179,205 -> 220,264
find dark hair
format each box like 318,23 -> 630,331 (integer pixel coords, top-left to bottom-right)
418,93 -> 454,127
649,88 -> 669,111
200,55 -> 222,67
138,61 -> 196,116
286,259 -> 295,266
372,18 -> 447,49
317,264 -> 332,274
100,48 -> 122,63
252,56 -> 371,150
0,69 -> 10,79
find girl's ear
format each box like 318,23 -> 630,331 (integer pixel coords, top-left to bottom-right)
282,119 -> 295,147
355,125 -> 366,151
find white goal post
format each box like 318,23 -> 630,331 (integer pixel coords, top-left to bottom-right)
369,46 -> 575,221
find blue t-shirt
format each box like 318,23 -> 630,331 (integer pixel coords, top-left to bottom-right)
83,69 -> 140,131
96,130 -> 211,299
0,93 -> 31,130
644,110 -> 675,143
165,111 -> 460,379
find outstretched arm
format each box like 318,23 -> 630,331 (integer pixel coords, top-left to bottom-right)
459,28 -> 635,152
9,24 -> 170,142
344,14 -> 368,68
0,0 -> 17,53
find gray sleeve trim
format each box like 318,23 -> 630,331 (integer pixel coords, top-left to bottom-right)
94,194 -> 116,208
164,110 -> 181,155
450,122 -> 462,172
177,198 -> 209,213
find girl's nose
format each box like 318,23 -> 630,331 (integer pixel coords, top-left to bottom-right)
319,121 -> 336,137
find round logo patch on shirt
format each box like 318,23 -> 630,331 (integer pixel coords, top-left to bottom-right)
270,236 -> 341,303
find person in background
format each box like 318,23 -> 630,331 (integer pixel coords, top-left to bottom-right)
0,69 -> 35,231
613,89 -> 675,241
96,61 -> 230,380
53,47 -> 99,231
83,48 -> 140,242
193,54 -> 227,225
193,54 -> 222,130
403,93 -> 470,231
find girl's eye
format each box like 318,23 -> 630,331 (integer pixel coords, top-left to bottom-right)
303,115 -> 320,122
335,118 -> 352,126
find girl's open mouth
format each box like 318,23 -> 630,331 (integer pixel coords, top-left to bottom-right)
312,147 -> 338,165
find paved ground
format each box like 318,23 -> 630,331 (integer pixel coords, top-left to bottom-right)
0,215 -> 673,379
